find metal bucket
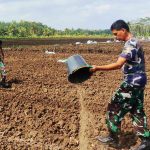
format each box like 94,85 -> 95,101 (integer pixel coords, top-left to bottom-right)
66,54 -> 92,83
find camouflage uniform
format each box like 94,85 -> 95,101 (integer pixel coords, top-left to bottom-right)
106,38 -> 150,138
0,42 -> 6,81
0,60 -> 6,79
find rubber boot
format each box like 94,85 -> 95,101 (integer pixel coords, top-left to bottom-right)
0,76 -> 11,88
96,131 -> 120,148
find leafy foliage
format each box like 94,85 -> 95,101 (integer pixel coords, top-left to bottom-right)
0,20 -> 111,38
129,17 -> 150,37
0,17 -> 150,38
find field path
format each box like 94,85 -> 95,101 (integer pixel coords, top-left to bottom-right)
76,86 -> 95,150
76,85 -> 108,150
76,86 -> 89,150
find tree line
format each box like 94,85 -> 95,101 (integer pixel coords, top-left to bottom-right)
0,20 -> 111,38
129,17 -> 150,37
0,17 -> 149,38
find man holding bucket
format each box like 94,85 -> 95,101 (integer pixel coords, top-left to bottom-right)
90,20 -> 150,150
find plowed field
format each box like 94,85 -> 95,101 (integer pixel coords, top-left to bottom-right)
0,40 -> 150,150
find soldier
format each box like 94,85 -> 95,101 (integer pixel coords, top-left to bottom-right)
90,20 -> 150,150
0,40 -> 10,88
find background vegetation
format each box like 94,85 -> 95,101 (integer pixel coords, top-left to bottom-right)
129,17 -> 150,38
0,17 -> 149,38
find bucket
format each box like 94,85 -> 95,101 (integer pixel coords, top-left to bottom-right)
66,54 -> 92,83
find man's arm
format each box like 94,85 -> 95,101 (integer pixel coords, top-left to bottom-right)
90,57 -> 126,72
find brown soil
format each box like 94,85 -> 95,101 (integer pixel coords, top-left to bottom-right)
0,40 -> 150,150
2,38 -> 111,46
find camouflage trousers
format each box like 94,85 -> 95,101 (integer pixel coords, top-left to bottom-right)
106,81 -> 150,138
0,61 -> 6,79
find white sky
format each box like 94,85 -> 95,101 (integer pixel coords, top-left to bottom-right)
0,0 -> 149,30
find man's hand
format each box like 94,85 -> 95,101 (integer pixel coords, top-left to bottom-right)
89,65 -> 98,73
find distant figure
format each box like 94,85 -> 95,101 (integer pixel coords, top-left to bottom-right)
90,20 -> 150,150
0,40 -> 10,88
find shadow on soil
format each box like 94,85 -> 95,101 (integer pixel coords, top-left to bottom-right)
8,78 -> 24,85
0,78 -> 23,89
109,131 -> 137,149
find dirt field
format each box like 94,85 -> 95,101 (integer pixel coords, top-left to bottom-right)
0,40 -> 150,150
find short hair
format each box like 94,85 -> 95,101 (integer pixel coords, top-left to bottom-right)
110,20 -> 130,32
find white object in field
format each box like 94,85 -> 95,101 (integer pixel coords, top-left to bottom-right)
75,42 -> 82,45
115,40 -> 120,42
57,59 -> 68,63
87,40 -> 97,44
141,37 -> 145,40
45,50 -> 55,54
106,40 -> 112,43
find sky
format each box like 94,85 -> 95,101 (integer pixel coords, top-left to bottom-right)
0,0 -> 149,30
